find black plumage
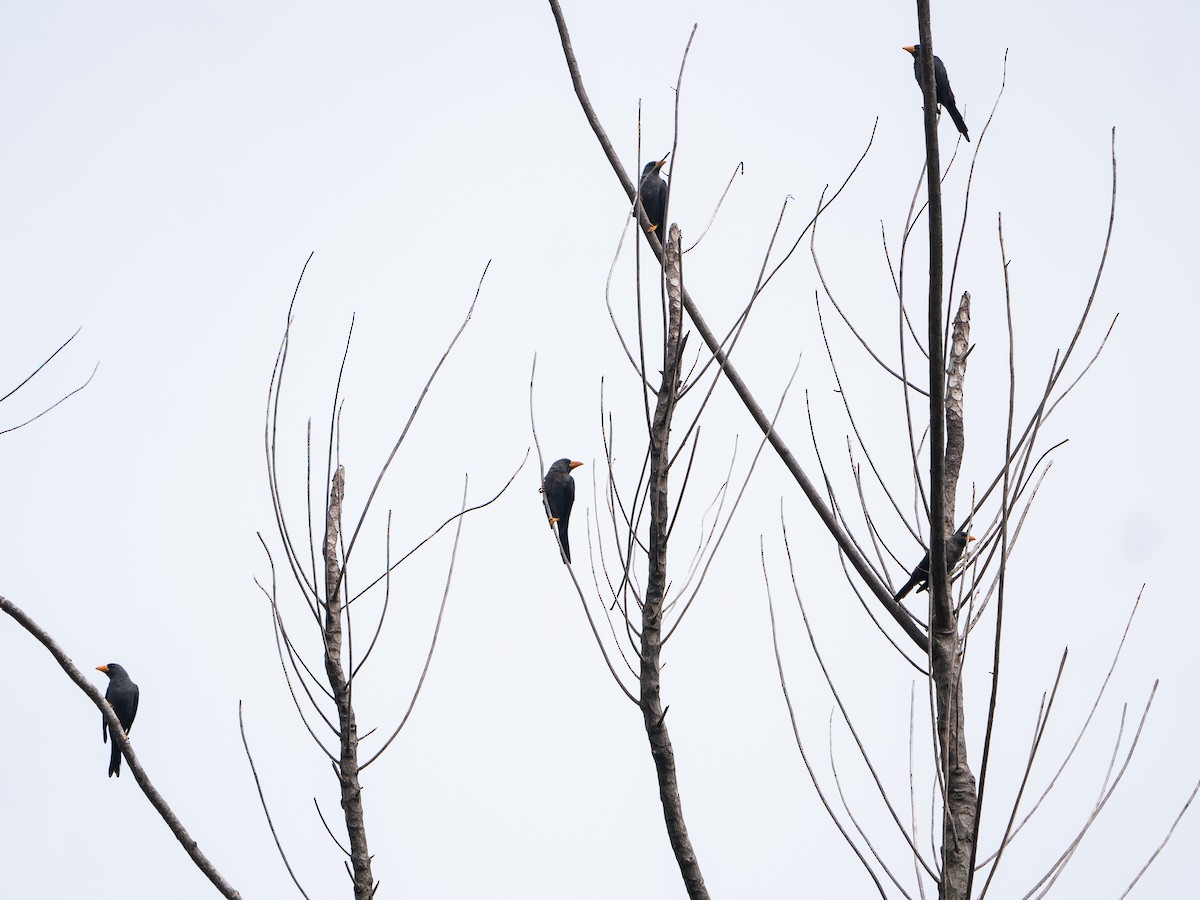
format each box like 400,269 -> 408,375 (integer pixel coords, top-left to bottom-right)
903,44 -> 970,142
97,663 -> 139,777
638,159 -> 668,242
894,527 -> 975,602
542,458 -> 583,564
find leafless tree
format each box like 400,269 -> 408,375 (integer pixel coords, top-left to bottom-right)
547,1 -> 1198,898
533,207 -> 784,897
535,15 -> 824,894
1,257 -> 522,900
250,256 -> 521,899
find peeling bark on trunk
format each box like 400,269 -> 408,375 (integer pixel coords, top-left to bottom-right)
934,636 -> 977,900
929,294 -> 978,900
944,294 -> 970,498
323,466 -> 376,900
935,292 -> 975,899
641,227 -> 711,900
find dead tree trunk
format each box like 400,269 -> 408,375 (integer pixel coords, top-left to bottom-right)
322,466 -> 376,900
640,226 -> 710,900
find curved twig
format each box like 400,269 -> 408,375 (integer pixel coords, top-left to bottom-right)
239,702 -> 314,899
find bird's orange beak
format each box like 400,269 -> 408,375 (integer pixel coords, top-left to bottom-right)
968,535 -> 977,542
902,45 -> 916,54
569,461 -> 584,470
96,665 -> 109,673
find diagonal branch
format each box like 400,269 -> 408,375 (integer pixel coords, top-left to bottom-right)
1,595 -> 243,900
547,0 -> 924,648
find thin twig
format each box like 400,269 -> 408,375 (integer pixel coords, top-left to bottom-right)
762,544 -> 889,898
239,702 -> 314,899
361,476 -> 471,769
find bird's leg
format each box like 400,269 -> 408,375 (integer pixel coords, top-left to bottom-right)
548,516 -> 559,526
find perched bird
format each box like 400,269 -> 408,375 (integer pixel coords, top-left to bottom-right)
638,159 -> 668,241
541,458 -> 583,563
903,44 -> 970,142
97,663 -> 139,777
894,527 -> 976,602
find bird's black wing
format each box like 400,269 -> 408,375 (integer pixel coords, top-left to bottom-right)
639,169 -> 666,240
544,467 -> 576,564
556,477 -> 575,563
125,686 -> 140,734
933,56 -> 969,141
102,670 -> 140,776
895,549 -> 932,602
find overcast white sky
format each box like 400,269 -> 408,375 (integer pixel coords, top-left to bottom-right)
2,2 -> 1197,897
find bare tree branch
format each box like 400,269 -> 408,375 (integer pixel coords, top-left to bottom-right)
763,544 -> 889,899
1,595 -> 243,899
239,701 -> 313,900
639,225 -> 709,899
546,0 -> 924,647
1117,776 -> 1200,898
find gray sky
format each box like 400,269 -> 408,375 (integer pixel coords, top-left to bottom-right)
2,2 -> 1197,897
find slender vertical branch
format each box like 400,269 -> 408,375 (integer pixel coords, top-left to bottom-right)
640,226 -> 710,900
914,3 -> 978,896
966,221 -> 1014,896
239,702 -> 314,900
915,0 -> 948,631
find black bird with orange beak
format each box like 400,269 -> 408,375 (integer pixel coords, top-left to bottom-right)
541,459 -> 583,563
96,663 -> 139,777
638,158 -> 668,242
903,44 -> 970,142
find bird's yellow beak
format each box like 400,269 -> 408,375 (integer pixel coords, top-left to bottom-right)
96,665 -> 109,673
968,535 -> 977,542
902,45 -> 916,54
569,461 -> 584,470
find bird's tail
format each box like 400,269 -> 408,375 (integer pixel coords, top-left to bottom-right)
109,742 -> 122,778
945,103 -> 970,141
894,579 -> 915,603
559,528 -> 571,564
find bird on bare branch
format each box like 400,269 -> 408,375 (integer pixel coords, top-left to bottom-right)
541,458 -> 583,563
97,663 -> 139,777
903,44 -> 970,141
894,526 -> 975,602
638,158 -> 668,241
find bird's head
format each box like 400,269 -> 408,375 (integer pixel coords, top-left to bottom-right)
902,44 -> 921,57
641,157 -> 668,178
96,664 -> 125,679
549,458 -> 584,476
